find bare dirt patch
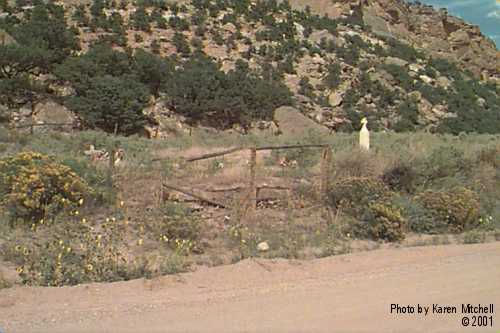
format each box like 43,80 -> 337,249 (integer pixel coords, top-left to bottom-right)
1,242 -> 498,333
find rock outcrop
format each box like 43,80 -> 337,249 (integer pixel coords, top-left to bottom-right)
359,0 -> 499,80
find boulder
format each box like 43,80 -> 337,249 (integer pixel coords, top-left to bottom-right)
222,22 -> 237,34
384,56 -> 408,67
370,71 -> 397,91
312,54 -> 326,65
328,92 -> 343,107
273,106 -> 329,137
0,29 -> 15,45
257,241 -> 270,252
436,76 -> 452,89
34,101 -> 74,124
417,97 -> 433,118
448,30 -> 470,46
308,29 -> 338,45
419,74 -> 434,85
408,63 -> 424,73
293,22 -> 305,38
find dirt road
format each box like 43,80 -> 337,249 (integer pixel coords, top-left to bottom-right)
1,242 -> 499,333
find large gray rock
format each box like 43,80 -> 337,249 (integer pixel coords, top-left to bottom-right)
31,100 -> 75,133
34,100 -> 74,124
274,106 -> 329,137
257,241 -> 270,252
328,92 -> 343,107
436,76 -> 452,89
0,29 -> 15,45
448,30 -> 470,46
384,56 -> 408,67
308,29 -> 344,47
419,74 -> 434,85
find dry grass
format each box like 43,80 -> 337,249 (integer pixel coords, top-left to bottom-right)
1,130 -> 500,287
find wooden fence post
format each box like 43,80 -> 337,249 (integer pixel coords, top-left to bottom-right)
158,172 -> 164,207
319,146 -> 332,203
108,145 -> 116,188
249,147 -> 257,209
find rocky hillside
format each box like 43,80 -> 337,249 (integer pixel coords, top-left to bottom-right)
0,0 -> 499,136
316,0 -> 500,80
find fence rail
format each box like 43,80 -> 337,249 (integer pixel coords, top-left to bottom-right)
13,122 -> 75,129
159,144 -> 333,215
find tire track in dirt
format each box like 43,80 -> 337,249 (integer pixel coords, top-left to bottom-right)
1,242 -> 499,333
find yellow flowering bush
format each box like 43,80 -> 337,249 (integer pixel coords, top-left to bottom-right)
327,178 -> 405,242
148,202 -> 201,252
4,210 -> 194,286
416,187 -> 480,232
365,203 -> 406,241
347,202 -> 407,242
328,177 -> 394,215
0,152 -> 92,223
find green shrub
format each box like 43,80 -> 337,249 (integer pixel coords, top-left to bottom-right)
66,75 -> 150,135
0,152 -> 92,223
0,271 -> 12,289
438,101 -> 500,135
60,157 -> 109,203
328,177 -> 393,216
359,202 -> 406,242
164,55 -> 292,130
130,5 -> 151,32
476,145 -> 500,169
382,164 -> 417,193
337,44 -> 359,65
395,196 -> 445,234
393,100 -> 419,132
323,62 -> 341,90
384,38 -> 422,62
154,202 -> 201,247
6,216 -> 139,286
417,83 -> 447,105
173,31 -> 191,57
382,64 -> 413,91
429,58 -> 462,80
416,187 -> 480,232
420,146 -> 471,186
463,230 -> 487,244
298,76 -> 315,99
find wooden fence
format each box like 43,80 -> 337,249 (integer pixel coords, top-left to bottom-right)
159,144 -> 333,212
12,122 -> 76,134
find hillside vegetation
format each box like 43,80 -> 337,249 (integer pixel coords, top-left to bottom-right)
0,0 -> 499,135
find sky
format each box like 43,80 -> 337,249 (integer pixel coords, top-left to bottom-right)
413,0 -> 500,49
